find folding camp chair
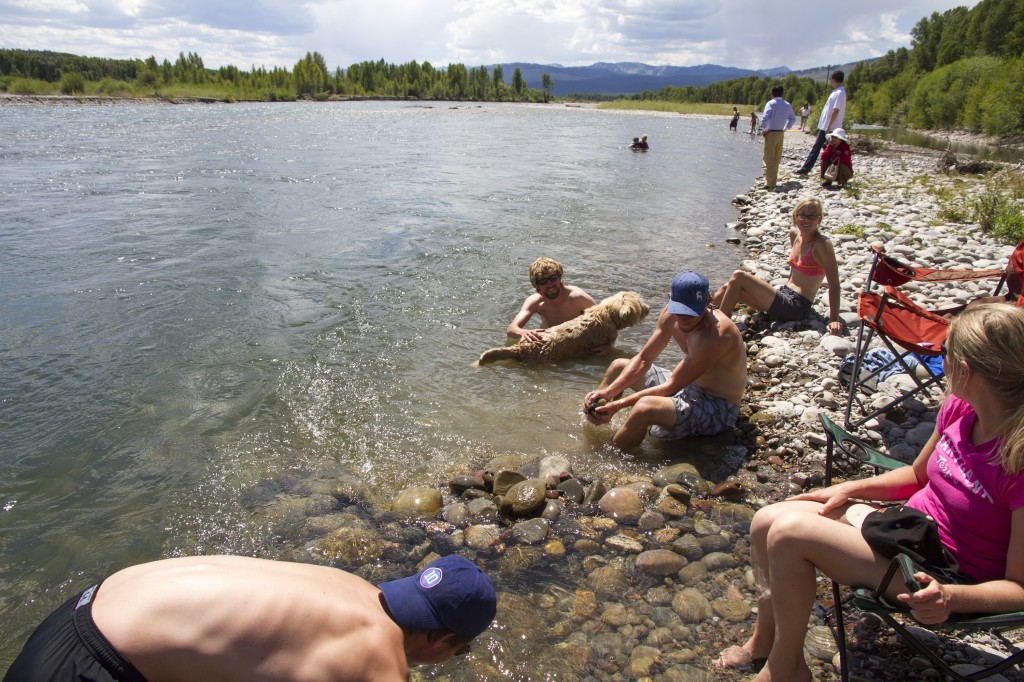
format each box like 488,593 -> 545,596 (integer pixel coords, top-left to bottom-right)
843,246 -> 1006,430
818,413 -> 1024,682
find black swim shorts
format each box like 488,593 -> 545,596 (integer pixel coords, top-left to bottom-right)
767,284 -> 813,322
3,582 -> 148,682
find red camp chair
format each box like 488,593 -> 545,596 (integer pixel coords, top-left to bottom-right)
843,246 -> 1006,430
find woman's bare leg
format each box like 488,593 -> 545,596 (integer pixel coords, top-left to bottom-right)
712,270 -> 780,316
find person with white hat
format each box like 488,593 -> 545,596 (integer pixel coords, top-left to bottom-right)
819,127 -> 853,188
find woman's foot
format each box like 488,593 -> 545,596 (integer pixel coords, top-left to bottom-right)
714,645 -> 767,671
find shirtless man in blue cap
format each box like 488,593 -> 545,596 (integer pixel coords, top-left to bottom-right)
4,554 -> 496,682
584,271 -> 747,449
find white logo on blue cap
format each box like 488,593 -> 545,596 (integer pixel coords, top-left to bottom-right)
419,567 -> 443,589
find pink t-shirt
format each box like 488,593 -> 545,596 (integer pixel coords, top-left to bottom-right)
907,396 -> 1024,582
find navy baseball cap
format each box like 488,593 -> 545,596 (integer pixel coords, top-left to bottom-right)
667,271 -> 709,316
379,555 -> 497,639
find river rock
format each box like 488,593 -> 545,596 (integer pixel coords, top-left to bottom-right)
390,486 -> 442,517
511,517 -> 550,544
635,549 -> 686,576
537,455 -> 572,487
588,563 -> 631,595
464,523 -> 501,551
448,473 -> 485,495
598,486 -> 644,524
500,478 -> 547,518
652,462 -> 700,487
313,526 -> 383,564
492,470 -> 527,496
557,478 -> 586,503
672,588 -> 713,622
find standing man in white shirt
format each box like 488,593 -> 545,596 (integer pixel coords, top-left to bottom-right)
760,84 -> 796,191
796,70 -> 846,176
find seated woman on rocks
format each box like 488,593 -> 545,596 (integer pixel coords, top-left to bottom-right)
711,196 -> 843,335
716,304 -> 1024,682
819,128 -> 853,188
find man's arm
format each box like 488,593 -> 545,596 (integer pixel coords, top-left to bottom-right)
506,296 -> 545,342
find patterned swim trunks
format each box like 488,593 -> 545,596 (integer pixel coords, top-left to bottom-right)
643,365 -> 739,439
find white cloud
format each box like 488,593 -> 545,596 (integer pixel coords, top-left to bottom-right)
0,0 -> 982,71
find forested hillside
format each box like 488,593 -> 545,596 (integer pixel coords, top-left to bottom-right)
0,49 -> 554,103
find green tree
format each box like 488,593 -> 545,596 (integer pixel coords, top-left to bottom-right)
541,72 -> 553,102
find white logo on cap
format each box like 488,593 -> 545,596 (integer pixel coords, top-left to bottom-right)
419,567 -> 443,589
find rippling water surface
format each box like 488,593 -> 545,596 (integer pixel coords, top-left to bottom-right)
0,101 -> 762,673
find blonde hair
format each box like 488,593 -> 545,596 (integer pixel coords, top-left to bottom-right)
529,257 -> 563,285
791,197 -> 824,225
946,304 -> 1024,473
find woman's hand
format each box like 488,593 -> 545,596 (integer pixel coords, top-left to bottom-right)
789,486 -> 852,516
827,320 -> 844,336
583,392 -> 614,424
897,573 -> 953,624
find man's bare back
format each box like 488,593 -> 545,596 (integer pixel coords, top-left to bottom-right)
93,555 -> 407,682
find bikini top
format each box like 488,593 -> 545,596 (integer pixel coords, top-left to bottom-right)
789,236 -> 825,277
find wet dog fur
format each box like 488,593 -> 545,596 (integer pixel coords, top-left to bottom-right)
478,291 -> 650,365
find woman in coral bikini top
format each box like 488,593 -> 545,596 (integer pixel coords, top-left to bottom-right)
712,196 -> 844,335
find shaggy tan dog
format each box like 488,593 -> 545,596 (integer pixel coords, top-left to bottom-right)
478,291 -> 650,365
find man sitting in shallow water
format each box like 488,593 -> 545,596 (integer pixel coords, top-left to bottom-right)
584,271 -> 747,449
4,554 -> 496,682
506,256 -> 597,343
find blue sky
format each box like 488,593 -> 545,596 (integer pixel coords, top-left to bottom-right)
0,0 -> 980,72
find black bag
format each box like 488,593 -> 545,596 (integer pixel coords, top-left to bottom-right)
861,505 -> 962,580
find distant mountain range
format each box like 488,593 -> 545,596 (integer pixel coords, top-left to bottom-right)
492,61 -> 859,96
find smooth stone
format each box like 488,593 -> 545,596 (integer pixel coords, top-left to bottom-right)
599,486 -> 644,524
605,534 -> 644,553
537,455 -> 572,487
652,462 -> 700,487
500,478 -> 547,518
511,517 -> 550,545
712,596 -> 752,621
635,549 -> 686,576
664,484 -> 692,506
671,588 -> 713,622
588,564 -> 631,595
448,474 -> 485,495
465,496 -> 499,522
557,478 -> 586,504
637,510 -> 666,530
492,470 -> 527,496
464,523 -> 501,551
390,486 -> 442,517
313,526 -> 383,564
541,498 -> 561,521
441,502 -> 469,528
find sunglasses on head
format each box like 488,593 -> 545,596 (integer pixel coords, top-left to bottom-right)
534,274 -> 560,286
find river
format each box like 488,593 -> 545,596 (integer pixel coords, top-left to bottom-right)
0,100 -> 764,675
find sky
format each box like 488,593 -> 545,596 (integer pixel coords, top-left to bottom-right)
0,0 -> 981,73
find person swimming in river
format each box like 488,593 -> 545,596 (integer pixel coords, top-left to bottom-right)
629,134 -> 649,150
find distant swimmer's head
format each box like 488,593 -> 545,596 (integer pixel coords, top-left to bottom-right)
641,134 -> 647,140
378,555 -> 497,640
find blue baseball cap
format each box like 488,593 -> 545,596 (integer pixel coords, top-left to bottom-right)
667,271 -> 709,316
379,555 -> 497,639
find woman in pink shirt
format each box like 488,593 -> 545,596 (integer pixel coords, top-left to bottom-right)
717,304 -> 1024,682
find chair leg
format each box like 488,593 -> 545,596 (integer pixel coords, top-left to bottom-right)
831,580 -> 851,682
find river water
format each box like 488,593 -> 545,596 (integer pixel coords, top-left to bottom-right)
0,100 -> 762,674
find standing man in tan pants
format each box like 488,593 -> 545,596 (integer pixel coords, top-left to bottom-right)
760,84 -> 796,191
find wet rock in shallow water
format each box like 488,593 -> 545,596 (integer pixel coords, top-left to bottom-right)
464,523 -> 501,551
804,624 -> 839,663
390,486 -> 442,517
712,595 -> 752,621
676,471 -> 711,496
655,496 -> 689,518
638,510 -> 666,530
599,486 -> 644,524
574,538 -> 602,554
652,462 -> 700,487
600,601 -> 631,627
497,544 -> 543,574
672,535 -> 704,561
606,534 -> 644,553
672,588 -> 713,622
492,470 -> 527,496
448,474 -> 485,495
710,479 -> 746,500
313,526 -> 384,565
629,644 -> 661,676
698,534 -> 731,553
556,478 -> 585,504
635,549 -> 686,576
544,539 -> 565,556
652,526 -> 681,544
588,563 -> 631,595
570,589 -> 599,621
499,478 -> 547,518
465,496 -> 499,522
541,498 -> 560,521
584,478 -> 608,503
664,483 -> 692,506
538,455 -> 572,487
677,561 -> 709,584
441,502 -> 469,528
511,517 -> 549,545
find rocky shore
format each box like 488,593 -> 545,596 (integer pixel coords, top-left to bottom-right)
239,130 -> 1023,681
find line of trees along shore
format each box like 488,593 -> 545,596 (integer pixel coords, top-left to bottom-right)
2,0 -> 1022,135
625,0 -> 1024,136
0,49 -> 555,103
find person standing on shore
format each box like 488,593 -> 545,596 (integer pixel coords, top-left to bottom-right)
506,257 -> 597,342
799,102 -> 810,130
760,84 -> 796,191
583,271 -> 747,449
711,196 -> 844,335
796,71 -> 846,176
3,554 -> 498,682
